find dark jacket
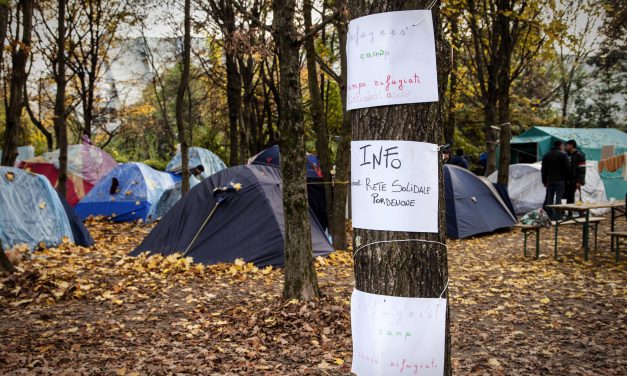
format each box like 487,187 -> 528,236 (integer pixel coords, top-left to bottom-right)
448,155 -> 469,169
541,148 -> 569,184
567,150 -> 586,185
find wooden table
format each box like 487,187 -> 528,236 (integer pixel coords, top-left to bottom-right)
546,201 -> 625,261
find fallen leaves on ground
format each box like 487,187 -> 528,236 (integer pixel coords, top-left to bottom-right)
0,219 -> 625,375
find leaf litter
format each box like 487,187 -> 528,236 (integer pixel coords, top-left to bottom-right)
0,219 -> 625,375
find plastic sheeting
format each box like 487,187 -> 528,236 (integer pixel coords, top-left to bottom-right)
19,144 -> 118,206
132,164 -> 333,267
154,176 -> 201,218
0,167 -> 74,250
488,162 -> 608,215
166,147 -> 227,179
0,146 -> 35,167
74,162 -> 177,222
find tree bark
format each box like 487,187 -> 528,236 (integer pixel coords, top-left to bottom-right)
496,0 -> 512,186
0,2 -> 8,78
348,1 -> 450,374
444,11 -> 460,144
329,0 -> 351,250
2,0 -> 33,167
56,0 -> 68,198
272,0 -> 320,301
176,0 -> 191,194
304,0 -> 332,230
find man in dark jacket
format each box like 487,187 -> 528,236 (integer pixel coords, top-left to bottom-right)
448,148 -> 469,169
564,139 -> 586,203
541,140 -> 569,219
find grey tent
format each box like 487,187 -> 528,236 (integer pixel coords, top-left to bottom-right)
132,164 -> 332,267
444,164 -> 517,239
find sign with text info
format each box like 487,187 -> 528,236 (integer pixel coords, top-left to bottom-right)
346,10 -> 438,110
351,289 -> 447,376
351,140 -> 438,233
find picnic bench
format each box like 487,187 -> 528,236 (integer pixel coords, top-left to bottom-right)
609,232 -> 626,261
550,216 -> 605,259
515,224 -> 542,259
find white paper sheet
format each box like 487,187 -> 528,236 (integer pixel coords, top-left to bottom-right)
351,289 -> 446,376
346,10 -> 438,110
351,140 -> 438,233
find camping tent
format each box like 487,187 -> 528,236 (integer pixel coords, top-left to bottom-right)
166,146 -> 227,179
132,164 -> 333,267
74,162 -> 178,222
488,162 -> 608,215
154,176 -> 202,218
248,145 -> 328,230
19,144 -> 117,206
444,164 -> 517,239
0,167 -> 74,250
510,126 -> 627,198
56,191 -> 94,247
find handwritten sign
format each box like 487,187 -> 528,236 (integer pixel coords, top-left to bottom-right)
351,140 -> 438,233
351,289 -> 446,376
346,10 -> 438,110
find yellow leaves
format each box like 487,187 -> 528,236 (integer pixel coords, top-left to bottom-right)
334,358 -> 345,365
5,171 -> 15,181
38,201 -> 47,209
487,358 -> 502,368
540,297 -> 551,304
9,298 -> 32,307
565,311 -> 575,318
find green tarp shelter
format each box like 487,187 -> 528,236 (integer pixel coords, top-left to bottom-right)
510,126 -> 627,198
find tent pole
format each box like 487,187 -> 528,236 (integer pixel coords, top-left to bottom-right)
180,201 -> 221,258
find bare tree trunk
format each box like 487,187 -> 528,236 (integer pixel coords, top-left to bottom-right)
56,0 -> 68,198
2,0 -> 33,167
0,3 -> 7,66
330,0 -> 350,250
496,0 -> 512,186
304,0 -> 332,229
445,12 -> 460,144
0,241 -> 16,273
273,0 -> 320,301
176,0 -> 191,194
25,90 -> 54,151
348,1 -> 451,374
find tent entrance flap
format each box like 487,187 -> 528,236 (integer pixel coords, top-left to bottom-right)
511,142 -> 540,164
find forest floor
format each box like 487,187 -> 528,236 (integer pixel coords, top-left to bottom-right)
0,218 -> 625,375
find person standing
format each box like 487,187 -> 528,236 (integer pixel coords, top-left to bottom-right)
449,148 -> 469,169
541,140 -> 569,219
564,139 -> 586,203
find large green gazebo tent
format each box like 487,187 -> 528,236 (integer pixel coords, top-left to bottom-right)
510,126 -> 626,198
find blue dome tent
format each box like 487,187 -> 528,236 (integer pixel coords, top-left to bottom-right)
74,162 -> 178,222
132,164 -> 333,267
444,164 -> 517,239
1,167 -> 75,250
248,145 -> 328,230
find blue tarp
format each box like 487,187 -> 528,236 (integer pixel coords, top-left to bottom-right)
444,165 -> 517,239
74,162 -> 177,222
132,164 -> 333,267
166,147 -> 227,179
1,167 -> 74,250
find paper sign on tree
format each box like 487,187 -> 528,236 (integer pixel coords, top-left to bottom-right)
346,10 -> 438,110
351,140 -> 438,233
351,289 -> 447,376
